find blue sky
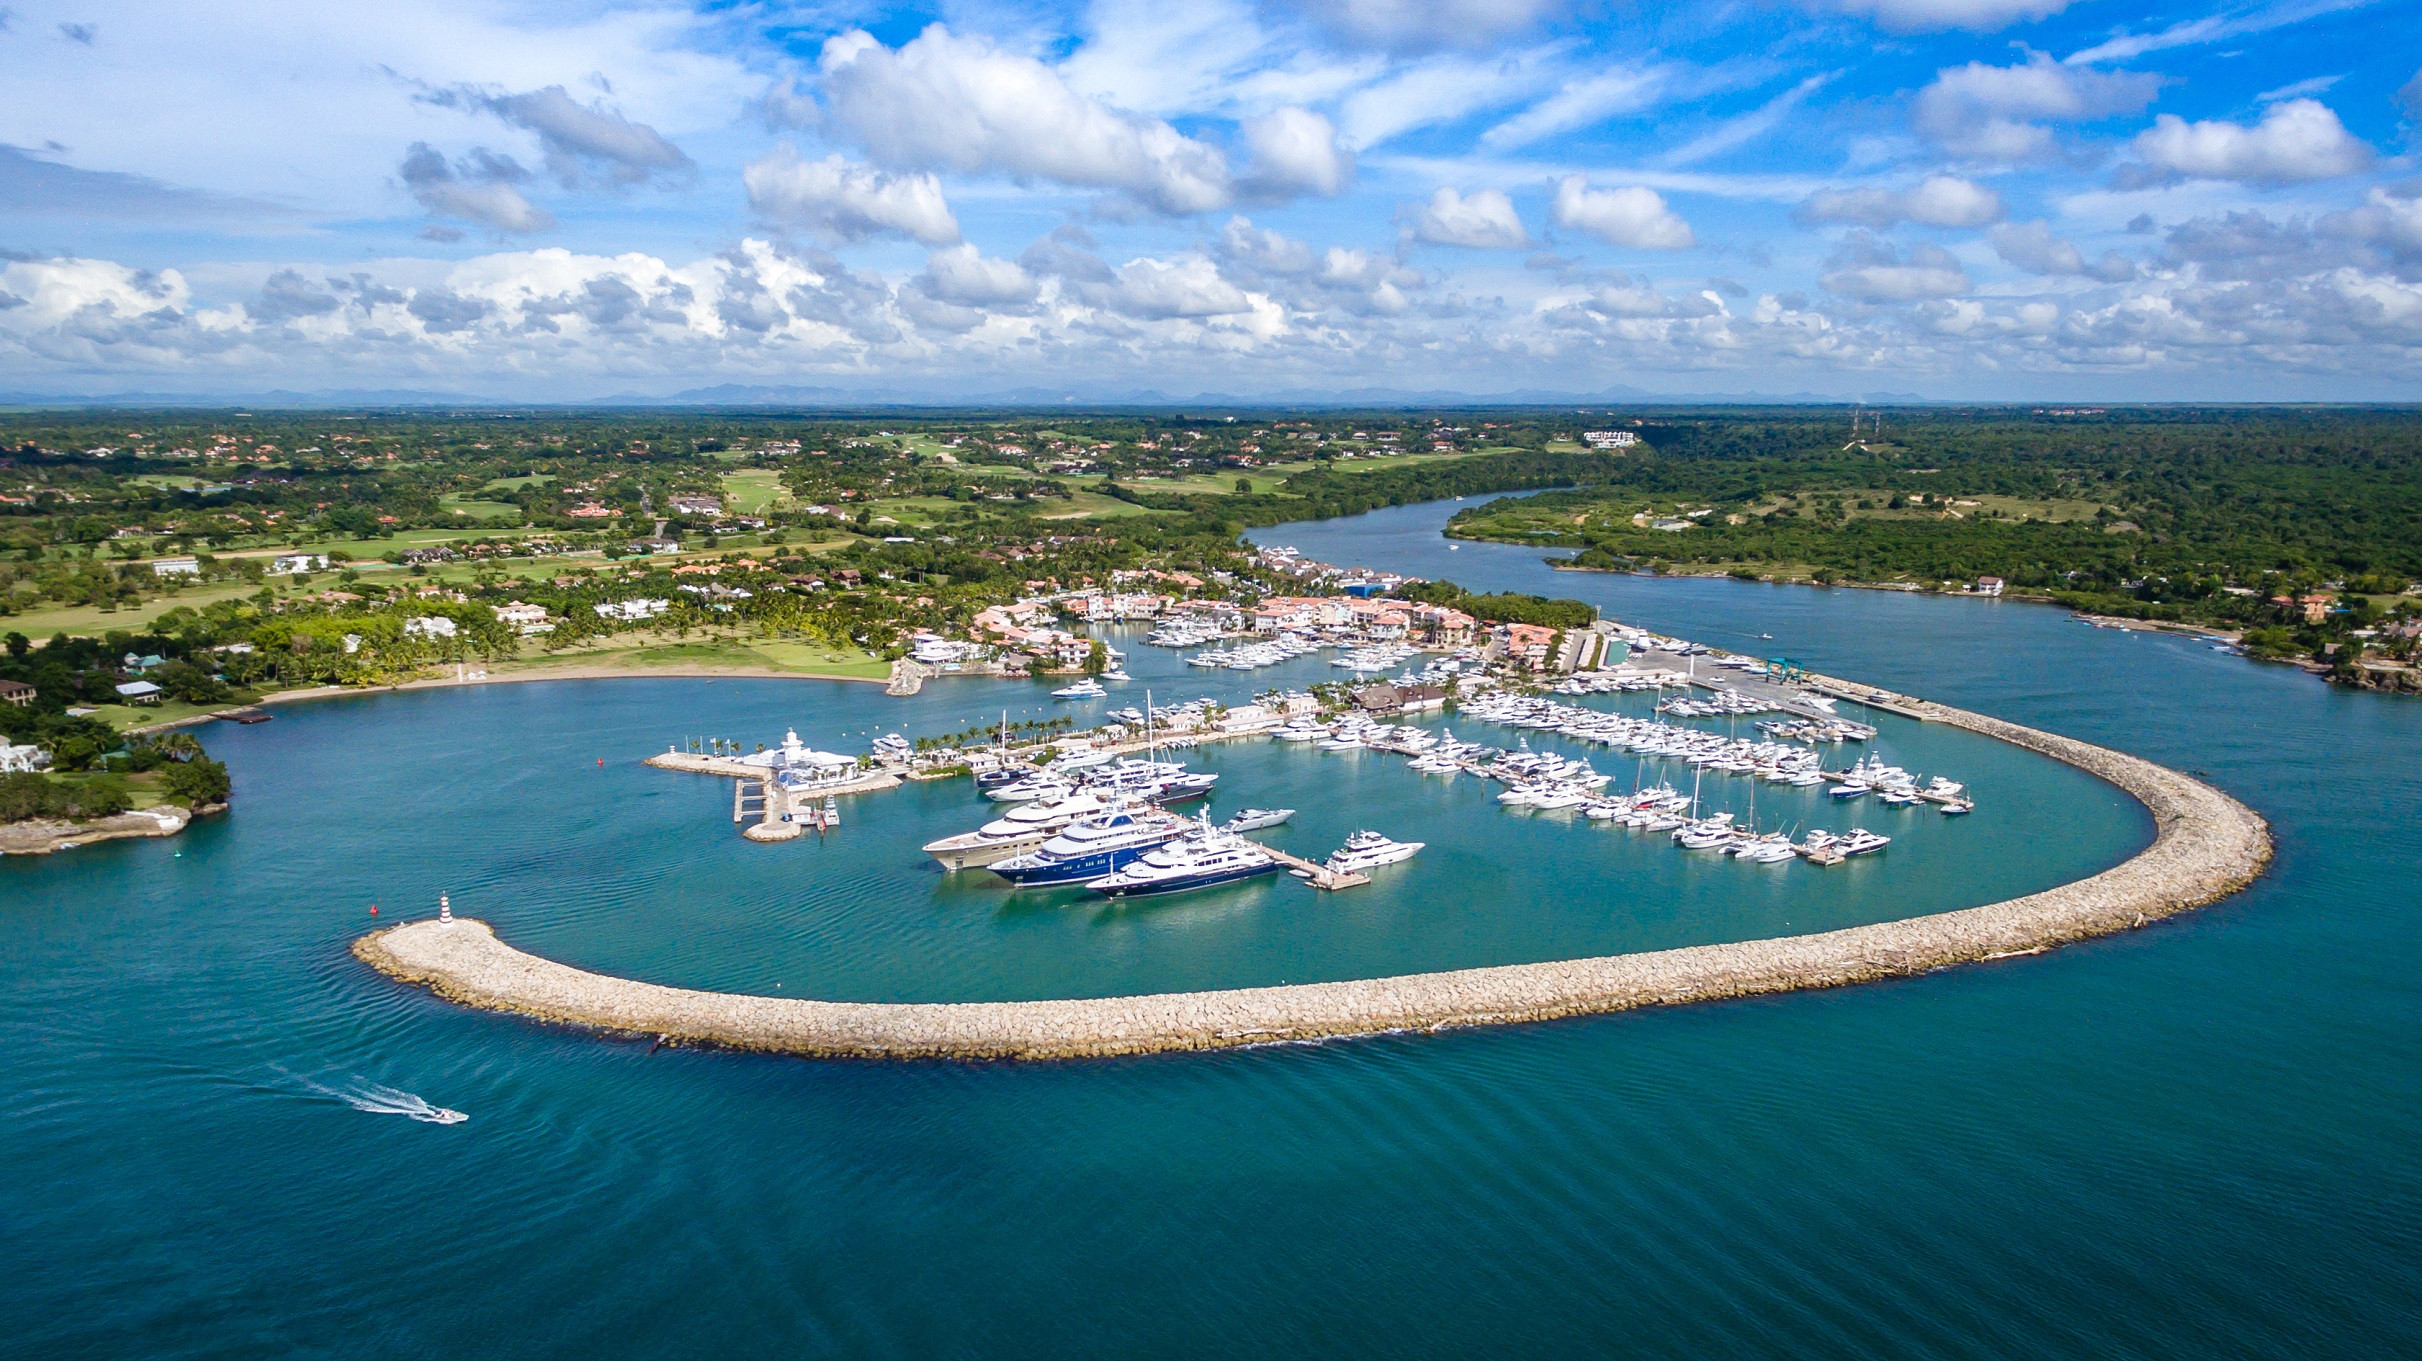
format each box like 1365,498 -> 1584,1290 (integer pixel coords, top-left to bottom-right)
1,0 -> 2417,400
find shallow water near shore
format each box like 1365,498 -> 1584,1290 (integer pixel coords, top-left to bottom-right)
5,496 -> 2418,1358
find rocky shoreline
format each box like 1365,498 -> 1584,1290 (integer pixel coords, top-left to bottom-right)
0,802 -> 222,856
354,701 -> 2271,1062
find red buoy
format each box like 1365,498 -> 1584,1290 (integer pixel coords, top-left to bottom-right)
369,905 -> 379,915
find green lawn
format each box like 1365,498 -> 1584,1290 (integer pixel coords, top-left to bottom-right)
518,636 -> 891,680
438,496 -> 523,521
719,469 -> 789,515
5,581 -> 270,637
96,698 -> 247,732
39,767 -> 176,810
481,474 -> 554,491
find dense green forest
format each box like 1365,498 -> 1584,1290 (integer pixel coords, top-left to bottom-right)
1435,409 -> 2422,654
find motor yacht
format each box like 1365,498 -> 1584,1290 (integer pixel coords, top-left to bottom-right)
1221,807 -> 1295,832
986,774 -> 1076,803
1324,830 -> 1423,873
1087,829 -> 1281,897
923,791 -> 1123,870
1051,678 -> 1108,700
988,810 -> 1188,886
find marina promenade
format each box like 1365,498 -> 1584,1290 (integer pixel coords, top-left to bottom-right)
356,700 -> 2271,1061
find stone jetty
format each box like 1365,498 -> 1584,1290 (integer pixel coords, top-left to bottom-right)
357,703 -> 2270,1061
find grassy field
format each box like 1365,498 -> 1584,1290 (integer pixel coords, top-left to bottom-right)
95,697 -> 252,732
437,495 -> 523,521
509,634 -> 891,680
719,469 -> 789,514
6,580 -> 269,637
481,474 -> 553,491
38,767 -> 178,810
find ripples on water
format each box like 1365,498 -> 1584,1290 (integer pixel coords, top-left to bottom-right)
2,497 -> 2417,1358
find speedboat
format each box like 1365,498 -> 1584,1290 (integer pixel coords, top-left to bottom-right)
1735,835 -> 1798,863
1221,807 -> 1295,832
1087,830 -> 1280,897
1324,830 -> 1423,873
1100,667 -> 1133,682
1837,829 -> 1891,856
989,810 -> 1187,887
1051,678 -> 1107,700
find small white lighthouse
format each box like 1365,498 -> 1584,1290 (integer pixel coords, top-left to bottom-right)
438,893 -> 453,924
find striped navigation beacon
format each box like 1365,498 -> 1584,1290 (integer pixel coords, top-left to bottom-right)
438,893 -> 453,925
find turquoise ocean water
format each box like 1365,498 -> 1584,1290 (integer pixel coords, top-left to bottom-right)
4,496 -> 2416,1357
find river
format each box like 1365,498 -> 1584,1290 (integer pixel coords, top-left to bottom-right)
3,496 -> 2415,1357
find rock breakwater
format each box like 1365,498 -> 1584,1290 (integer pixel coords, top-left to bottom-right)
356,705 -> 2271,1061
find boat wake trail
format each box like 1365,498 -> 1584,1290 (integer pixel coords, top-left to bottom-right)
275,1067 -> 467,1124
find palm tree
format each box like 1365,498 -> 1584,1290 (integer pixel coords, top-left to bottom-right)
156,733 -> 206,761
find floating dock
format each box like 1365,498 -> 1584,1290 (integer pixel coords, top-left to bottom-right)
1256,845 -> 1371,891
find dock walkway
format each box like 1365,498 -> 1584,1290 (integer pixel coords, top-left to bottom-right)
1255,845 -> 1370,891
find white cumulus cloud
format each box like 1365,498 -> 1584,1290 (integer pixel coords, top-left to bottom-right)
2132,99 -> 2373,185
1408,187 -> 1529,248
1821,236 -> 1970,301
1240,107 -> 1353,197
1989,220 -> 2135,281
1551,178 -> 1694,250
1797,175 -> 2004,228
915,244 -> 1037,306
743,146 -> 960,246
1105,256 -> 1257,318
818,25 -> 1233,215
1913,54 -> 2160,161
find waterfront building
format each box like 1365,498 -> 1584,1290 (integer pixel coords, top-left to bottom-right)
492,602 -> 550,627
0,679 -> 35,707
1491,623 -> 1562,672
594,598 -> 669,621
151,556 -> 200,576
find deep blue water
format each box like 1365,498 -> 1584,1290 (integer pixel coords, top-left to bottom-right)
4,496 -> 2417,1358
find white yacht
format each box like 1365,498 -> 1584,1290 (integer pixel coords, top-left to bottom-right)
988,810 -> 1187,886
1087,829 -> 1281,897
1221,807 -> 1295,832
1324,830 -> 1423,873
923,791 -> 1124,870
1051,678 -> 1107,700
1837,829 -> 1891,856
986,774 -> 1076,803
